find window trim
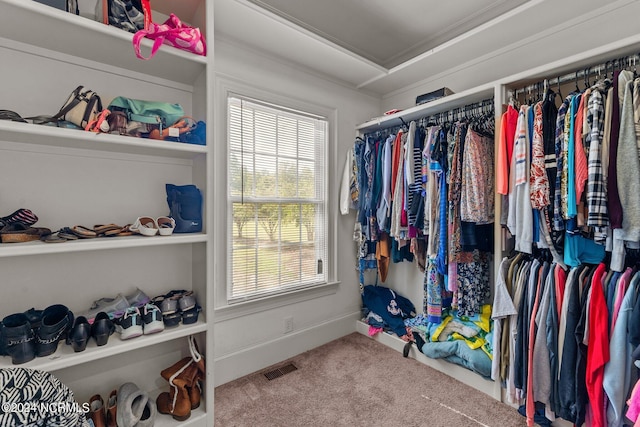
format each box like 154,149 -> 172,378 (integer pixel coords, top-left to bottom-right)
214,76 -> 338,310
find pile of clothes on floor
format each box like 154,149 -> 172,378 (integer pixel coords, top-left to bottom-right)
362,284 -> 493,378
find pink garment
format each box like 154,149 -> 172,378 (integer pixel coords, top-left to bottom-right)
368,325 -> 383,337
611,268 -> 632,334
574,91 -> 589,202
526,266 -> 544,426
555,265 -> 567,321
626,378 -> 640,423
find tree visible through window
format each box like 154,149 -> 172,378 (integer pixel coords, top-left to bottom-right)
228,96 -> 328,300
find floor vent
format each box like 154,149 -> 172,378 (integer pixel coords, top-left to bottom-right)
264,363 -> 298,381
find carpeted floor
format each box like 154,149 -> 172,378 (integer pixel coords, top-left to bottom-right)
214,332 -> 527,426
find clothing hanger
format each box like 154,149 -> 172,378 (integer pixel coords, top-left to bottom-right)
584,67 -> 590,88
557,77 -> 563,100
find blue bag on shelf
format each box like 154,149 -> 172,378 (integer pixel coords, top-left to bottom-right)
166,184 -> 203,233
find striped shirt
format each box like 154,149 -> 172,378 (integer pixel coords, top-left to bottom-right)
514,105 -> 529,186
553,96 -> 572,231
586,88 -> 607,227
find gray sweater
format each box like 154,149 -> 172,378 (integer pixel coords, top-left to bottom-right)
617,71 -> 640,242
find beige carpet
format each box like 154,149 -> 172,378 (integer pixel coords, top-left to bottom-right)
214,332 -> 527,427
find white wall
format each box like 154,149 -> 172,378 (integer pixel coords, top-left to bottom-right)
381,0 -> 640,114
212,38 -> 381,385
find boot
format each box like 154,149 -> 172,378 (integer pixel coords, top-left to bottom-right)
188,355 -> 205,410
2,313 -> 36,364
157,375 -> 192,421
187,376 -> 201,410
88,394 -> 106,427
160,356 -> 193,382
105,389 -> 117,427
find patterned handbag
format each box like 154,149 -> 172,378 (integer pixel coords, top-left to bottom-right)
132,13 -> 206,60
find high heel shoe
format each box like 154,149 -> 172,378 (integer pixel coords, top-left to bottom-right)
92,312 -> 115,346
67,316 -> 91,352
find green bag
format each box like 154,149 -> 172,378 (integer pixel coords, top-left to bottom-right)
107,96 -> 184,130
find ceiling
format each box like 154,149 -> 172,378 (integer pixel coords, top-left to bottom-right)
211,0 -> 640,97
243,0 -> 529,69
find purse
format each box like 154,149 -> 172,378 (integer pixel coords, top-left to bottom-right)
132,13 -> 206,60
148,116 -> 206,145
96,0 -> 150,33
52,86 -> 103,129
107,96 -> 185,132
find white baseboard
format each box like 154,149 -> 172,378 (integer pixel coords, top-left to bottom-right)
214,311 -> 360,386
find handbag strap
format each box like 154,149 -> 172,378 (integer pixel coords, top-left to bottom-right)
188,335 -> 202,362
133,29 -> 166,60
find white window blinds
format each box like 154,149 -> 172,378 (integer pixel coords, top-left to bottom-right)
227,95 -> 328,301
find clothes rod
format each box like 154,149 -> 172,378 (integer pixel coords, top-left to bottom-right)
513,52 -> 640,97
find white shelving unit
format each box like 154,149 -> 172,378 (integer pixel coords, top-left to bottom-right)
0,0 -> 213,425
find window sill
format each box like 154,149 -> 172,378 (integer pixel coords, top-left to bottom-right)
214,281 -> 341,322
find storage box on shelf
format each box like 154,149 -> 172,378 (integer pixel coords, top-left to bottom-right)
0,0 -> 212,425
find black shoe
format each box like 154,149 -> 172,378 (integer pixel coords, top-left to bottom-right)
36,304 -> 73,357
403,341 -> 413,358
413,333 -> 426,352
23,308 -> 43,331
2,313 -> 36,364
92,312 -> 115,346
67,316 -> 91,352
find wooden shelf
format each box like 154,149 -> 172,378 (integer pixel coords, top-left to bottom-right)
0,0 -> 207,86
0,318 -> 207,372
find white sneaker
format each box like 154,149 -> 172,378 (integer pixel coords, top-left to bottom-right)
142,303 -> 164,335
115,307 -> 143,340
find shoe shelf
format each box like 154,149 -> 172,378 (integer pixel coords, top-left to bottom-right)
0,0 -> 207,86
0,318 -> 206,373
0,121 -> 207,160
0,233 -> 207,258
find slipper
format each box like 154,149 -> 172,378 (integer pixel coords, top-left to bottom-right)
156,217 -> 176,236
129,217 -> 158,237
0,208 -> 38,227
0,223 -> 50,243
71,225 -> 97,239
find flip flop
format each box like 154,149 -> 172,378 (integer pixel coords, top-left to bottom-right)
71,225 -> 97,239
113,224 -> 134,237
94,224 -> 122,236
41,232 -> 68,243
58,227 -> 79,240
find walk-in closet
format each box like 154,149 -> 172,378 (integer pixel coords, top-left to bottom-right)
1,0 -> 640,426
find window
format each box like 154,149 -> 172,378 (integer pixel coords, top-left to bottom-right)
227,95 -> 328,302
